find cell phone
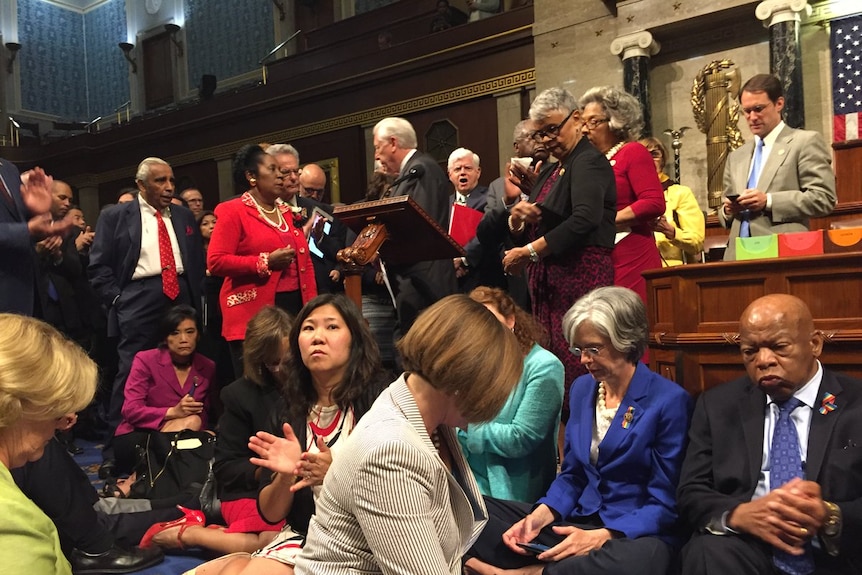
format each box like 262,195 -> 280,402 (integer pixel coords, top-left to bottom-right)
725,192 -> 741,201
188,376 -> 199,399
517,542 -> 550,555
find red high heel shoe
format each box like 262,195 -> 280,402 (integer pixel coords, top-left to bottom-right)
139,505 -> 205,548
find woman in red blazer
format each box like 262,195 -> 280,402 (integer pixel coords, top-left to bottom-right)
208,145 -> 317,371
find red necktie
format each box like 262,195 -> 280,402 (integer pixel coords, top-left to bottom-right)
155,211 -> 180,300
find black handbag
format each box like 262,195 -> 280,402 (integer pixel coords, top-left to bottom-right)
129,429 -> 216,500
198,458 -> 224,524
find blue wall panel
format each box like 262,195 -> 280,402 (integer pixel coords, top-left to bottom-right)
84,0 -> 129,119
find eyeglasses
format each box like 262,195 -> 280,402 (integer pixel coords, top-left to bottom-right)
582,117 -> 610,131
303,187 -> 324,196
741,102 -> 772,116
280,169 -> 301,177
648,149 -> 663,159
532,110 -> 575,140
569,345 -> 604,358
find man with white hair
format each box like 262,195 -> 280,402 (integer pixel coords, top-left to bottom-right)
447,147 -> 501,293
88,157 -> 204,476
373,116 -> 456,331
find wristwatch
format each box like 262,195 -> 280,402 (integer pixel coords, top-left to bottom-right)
822,501 -> 842,538
527,242 -> 539,263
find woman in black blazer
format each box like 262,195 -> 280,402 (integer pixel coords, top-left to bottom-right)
480,86 -> 617,423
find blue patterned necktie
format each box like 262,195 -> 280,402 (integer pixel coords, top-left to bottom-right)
740,138 -> 764,238
769,397 -> 814,575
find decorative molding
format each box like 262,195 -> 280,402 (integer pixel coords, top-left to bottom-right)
67,68 -> 537,188
755,0 -> 811,27
610,31 -> 660,60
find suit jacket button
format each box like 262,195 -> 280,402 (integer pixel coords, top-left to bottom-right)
299,248 -> 305,254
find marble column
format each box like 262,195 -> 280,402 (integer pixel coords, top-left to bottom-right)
610,31 -> 660,137
755,0 -> 811,129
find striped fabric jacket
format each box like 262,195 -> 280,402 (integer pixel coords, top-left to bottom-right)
295,375 -> 487,575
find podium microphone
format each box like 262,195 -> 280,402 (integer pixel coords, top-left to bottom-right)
390,165 -> 425,187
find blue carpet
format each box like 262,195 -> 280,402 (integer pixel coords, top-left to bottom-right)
73,439 -> 207,575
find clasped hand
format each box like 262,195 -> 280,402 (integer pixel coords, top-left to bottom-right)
728,478 -> 827,555
167,395 -> 204,420
268,247 -> 296,270
723,189 -> 767,216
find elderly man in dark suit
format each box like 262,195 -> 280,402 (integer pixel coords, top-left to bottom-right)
88,157 -> 204,474
372,116 -> 457,332
0,159 -> 68,316
678,293 -> 861,574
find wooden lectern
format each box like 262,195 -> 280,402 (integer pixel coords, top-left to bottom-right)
333,196 -> 465,311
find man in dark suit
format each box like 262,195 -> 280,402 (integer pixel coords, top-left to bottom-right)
718,74 -> 836,260
373,116 -> 457,331
0,159 -> 68,316
267,145 -> 347,295
678,293 -> 861,574
447,147 -> 504,294
88,157 -> 204,472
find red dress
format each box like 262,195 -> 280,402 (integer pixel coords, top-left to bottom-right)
208,193 -> 317,341
609,142 -> 665,305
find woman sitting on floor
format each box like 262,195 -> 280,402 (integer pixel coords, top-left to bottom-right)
151,294 -> 389,575
464,286 -> 692,575
140,306 -> 293,554
112,305 -> 215,481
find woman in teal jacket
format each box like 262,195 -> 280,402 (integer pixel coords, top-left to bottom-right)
459,287 -> 564,502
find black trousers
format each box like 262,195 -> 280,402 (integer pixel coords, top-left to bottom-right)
105,275 -> 194,458
469,497 -> 673,575
12,438 -> 181,554
680,531 -> 857,575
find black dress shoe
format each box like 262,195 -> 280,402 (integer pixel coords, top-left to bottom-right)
98,459 -> 117,479
71,544 -> 164,574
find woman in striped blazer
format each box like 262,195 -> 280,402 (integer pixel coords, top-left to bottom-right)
294,295 -> 523,575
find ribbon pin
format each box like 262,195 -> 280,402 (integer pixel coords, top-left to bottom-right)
621,406 -> 635,429
819,392 -> 836,415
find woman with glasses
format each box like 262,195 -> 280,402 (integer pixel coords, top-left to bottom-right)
464,286 -> 692,575
640,137 -> 705,266
578,87 -> 665,307
483,87 -> 616,425
208,144 -> 317,376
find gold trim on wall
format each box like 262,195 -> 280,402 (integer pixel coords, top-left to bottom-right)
68,69 -> 536,189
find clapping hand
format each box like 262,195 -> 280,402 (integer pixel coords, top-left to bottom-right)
249,423 -> 303,477
290,435 -> 332,492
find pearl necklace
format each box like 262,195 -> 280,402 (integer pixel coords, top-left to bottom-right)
249,192 -> 278,214
596,381 -> 618,422
251,197 -> 289,232
605,142 -> 625,165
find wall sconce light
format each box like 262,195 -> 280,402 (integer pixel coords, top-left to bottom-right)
5,42 -> 21,74
118,42 -> 137,73
164,23 -> 184,57
272,0 -> 286,21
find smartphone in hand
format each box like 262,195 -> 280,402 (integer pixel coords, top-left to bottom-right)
517,542 -> 550,555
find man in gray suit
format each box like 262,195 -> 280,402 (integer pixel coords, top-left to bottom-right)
720,74 -> 836,260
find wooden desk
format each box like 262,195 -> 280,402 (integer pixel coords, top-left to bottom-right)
644,252 -> 862,396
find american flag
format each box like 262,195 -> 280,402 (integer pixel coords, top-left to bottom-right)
831,14 -> 862,142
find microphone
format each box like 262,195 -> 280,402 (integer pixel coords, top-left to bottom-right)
390,165 -> 425,187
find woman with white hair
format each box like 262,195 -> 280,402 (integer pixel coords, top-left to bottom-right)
465,286 -> 691,575
578,86 -> 665,306
486,86 -> 617,422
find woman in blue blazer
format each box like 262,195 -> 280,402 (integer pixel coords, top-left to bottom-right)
466,286 -> 691,575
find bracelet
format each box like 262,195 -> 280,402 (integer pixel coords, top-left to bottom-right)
527,242 -> 540,263
256,252 -> 272,278
508,214 -> 525,234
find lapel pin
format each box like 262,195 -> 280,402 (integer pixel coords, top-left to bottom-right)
819,392 -> 836,415
622,406 -> 634,429
559,168 -> 566,176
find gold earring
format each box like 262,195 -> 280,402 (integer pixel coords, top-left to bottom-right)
249,178 -> 257,187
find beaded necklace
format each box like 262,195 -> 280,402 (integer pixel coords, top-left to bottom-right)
250,194 -> 289,233
605,141 -> 626,166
